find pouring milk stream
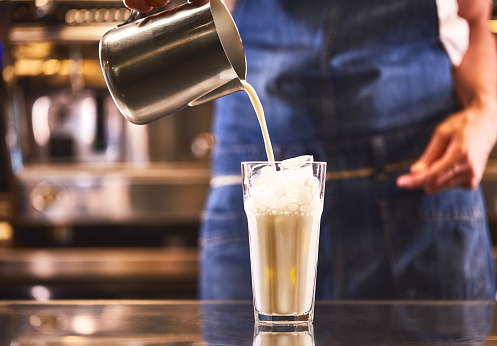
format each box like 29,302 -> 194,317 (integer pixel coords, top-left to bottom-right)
241,80 -> 275,163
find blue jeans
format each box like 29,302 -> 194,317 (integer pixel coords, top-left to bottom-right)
199,0 -> 496,300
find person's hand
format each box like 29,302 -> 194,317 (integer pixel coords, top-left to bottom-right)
396,99 -> 497,194
223,0 -> 237,13
123,0 -> 170,12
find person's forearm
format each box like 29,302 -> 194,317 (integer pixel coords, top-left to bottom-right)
454,1 -> 497,111
396,1 -> 497,193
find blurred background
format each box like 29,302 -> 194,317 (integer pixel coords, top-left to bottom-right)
0,0 -> 496,300
0,0 -> 212,299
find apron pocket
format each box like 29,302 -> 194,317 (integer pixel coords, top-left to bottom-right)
379,188 -> 492,299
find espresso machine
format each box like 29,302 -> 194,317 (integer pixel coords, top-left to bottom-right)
0,0 -> 213,298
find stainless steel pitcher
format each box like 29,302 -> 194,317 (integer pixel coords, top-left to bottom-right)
99,0 -> 246,125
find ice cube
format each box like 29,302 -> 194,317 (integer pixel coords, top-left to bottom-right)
280,155 -> 314,180
304,176 -> 319,188
296,186 -> 313,204
282,171 -> 313,205
276,156 -> 314,205
280,155 -> 314,169
281,162 -> 313,186
247,156 -> 322,211
246,163 -> 268,187
251,165 -> 285,208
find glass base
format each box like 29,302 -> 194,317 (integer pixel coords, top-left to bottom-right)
255,308 -> 313,325
254,323 -> 315,346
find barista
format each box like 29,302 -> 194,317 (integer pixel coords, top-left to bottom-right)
124,0 -> 497,300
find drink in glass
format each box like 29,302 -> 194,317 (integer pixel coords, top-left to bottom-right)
242,156 -> 326,324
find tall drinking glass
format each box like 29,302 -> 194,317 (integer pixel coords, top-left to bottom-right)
242,159 -> 326,325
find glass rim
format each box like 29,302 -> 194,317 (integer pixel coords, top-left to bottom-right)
241,161 -> 327,165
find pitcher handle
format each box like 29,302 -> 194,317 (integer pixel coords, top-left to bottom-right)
119,10 -> 141,27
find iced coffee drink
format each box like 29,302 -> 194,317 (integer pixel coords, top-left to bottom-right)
242,156 -> 326,324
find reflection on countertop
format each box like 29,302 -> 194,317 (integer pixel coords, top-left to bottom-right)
0,300 -> 494,345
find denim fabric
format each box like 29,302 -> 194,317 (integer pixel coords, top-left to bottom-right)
199,0 -> 496,300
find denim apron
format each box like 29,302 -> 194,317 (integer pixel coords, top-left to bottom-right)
199,0 -> 496,300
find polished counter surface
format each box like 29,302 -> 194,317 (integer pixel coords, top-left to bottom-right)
0,300 -> 495,345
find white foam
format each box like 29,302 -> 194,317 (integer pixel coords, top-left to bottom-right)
246,156 -> 323,213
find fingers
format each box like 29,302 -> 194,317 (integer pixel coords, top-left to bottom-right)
424,170 -> 473,194
397,157 -> 478,194
432,160 -> 468,186
123,0 -> 170,12
395,153 -> 455,190
148,0 -> 170,7
410,125 -> 451,173
423,162 -> 470,193
397,122 -> 466,192
396,100 -> 497,194
123,0 -> 152,12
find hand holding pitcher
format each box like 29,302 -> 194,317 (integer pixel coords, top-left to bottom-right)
100,0 -> 246,124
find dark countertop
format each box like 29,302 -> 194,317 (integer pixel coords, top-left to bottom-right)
0,300 -> 495,345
